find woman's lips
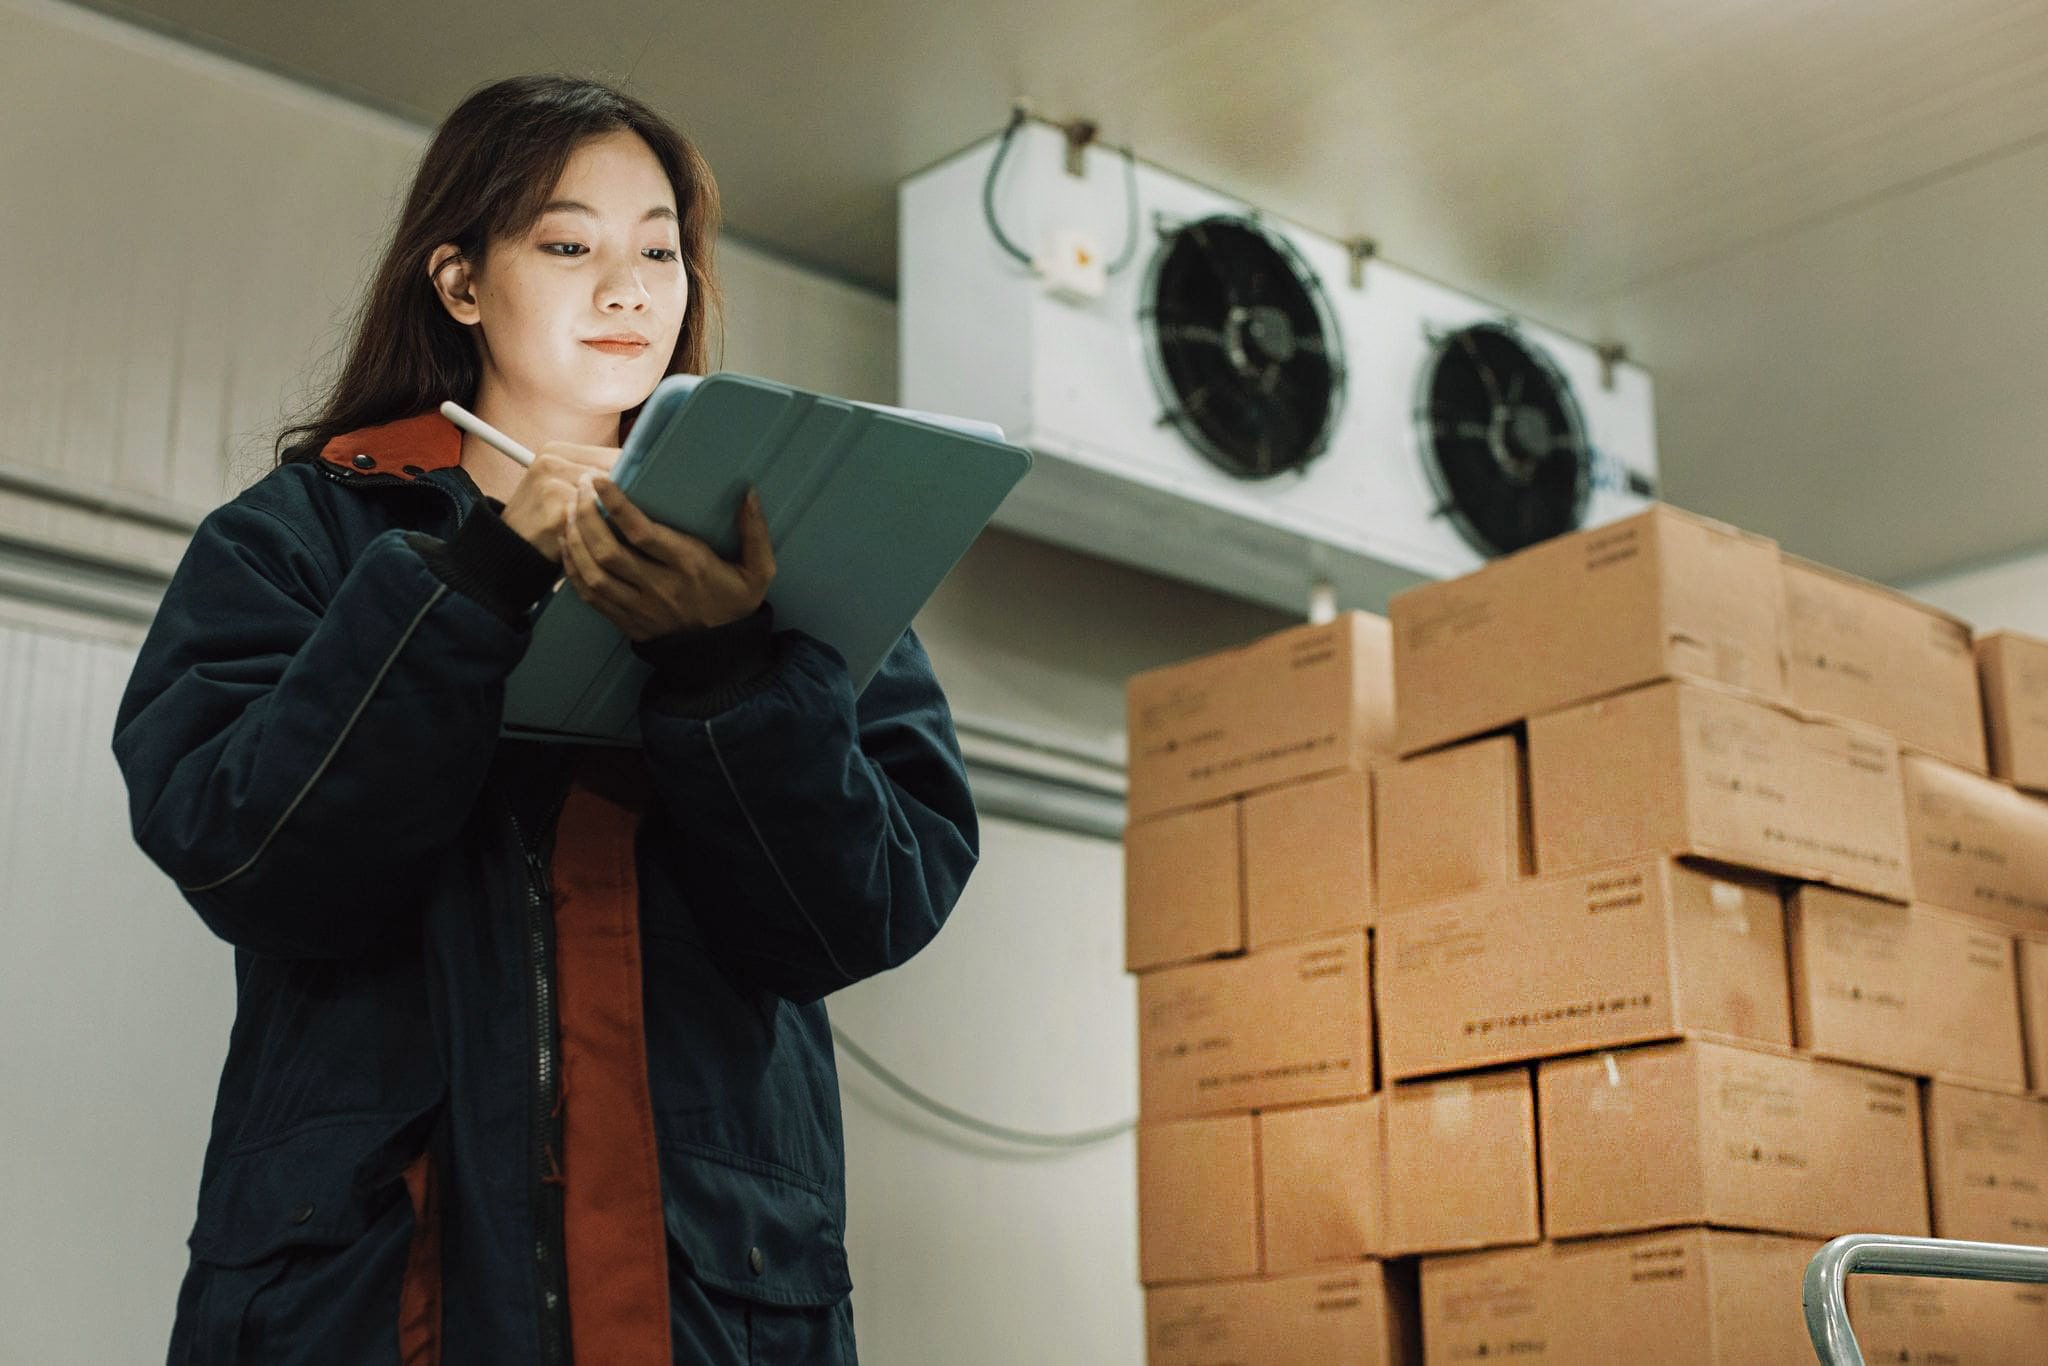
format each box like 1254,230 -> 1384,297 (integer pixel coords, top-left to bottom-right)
583,339 -> 649,356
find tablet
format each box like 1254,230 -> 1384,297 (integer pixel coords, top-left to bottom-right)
500,372 -> 1032,743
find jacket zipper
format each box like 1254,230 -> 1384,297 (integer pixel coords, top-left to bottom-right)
333,461 -> 572,1355
510,790 -> 572,1365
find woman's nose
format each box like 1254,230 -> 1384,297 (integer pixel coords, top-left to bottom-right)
596,258 -> 651,310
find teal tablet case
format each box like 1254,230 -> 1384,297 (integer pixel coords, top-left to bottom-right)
500,372 -> 1032,743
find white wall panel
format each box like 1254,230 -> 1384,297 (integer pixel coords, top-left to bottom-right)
1,0 -> 423,508
829,815 -> 1143,1365
0,621 -> 234,1365
717,244 -> 898,405
1907,548 -> 2048,638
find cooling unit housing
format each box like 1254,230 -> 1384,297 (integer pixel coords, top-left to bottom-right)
898,120 -> 1658,613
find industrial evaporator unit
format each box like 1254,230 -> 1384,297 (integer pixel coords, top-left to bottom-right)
897,115 -> 1658,613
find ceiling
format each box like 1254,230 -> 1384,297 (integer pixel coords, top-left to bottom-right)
74,0 -> 2048,585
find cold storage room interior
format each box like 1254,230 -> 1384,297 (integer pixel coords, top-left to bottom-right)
6,1 -> 2048,1361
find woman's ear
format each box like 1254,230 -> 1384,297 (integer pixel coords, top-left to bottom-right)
428,244 -> 481,326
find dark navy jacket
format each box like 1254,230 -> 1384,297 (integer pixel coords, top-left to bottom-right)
111,412 -> 979,1364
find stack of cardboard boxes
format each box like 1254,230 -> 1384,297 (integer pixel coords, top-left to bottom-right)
1125,612 -> 1419,1365
1125,505 -> 2048,1364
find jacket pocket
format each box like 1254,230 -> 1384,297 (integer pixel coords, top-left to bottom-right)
176,1105 -> 439,1365
660,1141 -> 854,1365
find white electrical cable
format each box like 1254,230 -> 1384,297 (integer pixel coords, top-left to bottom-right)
832,1027 -> 1135,1150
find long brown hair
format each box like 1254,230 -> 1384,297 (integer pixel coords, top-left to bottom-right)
276,74 -> 724,464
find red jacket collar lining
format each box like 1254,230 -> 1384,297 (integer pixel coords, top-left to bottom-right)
318,408 -> 642,481
318,411 -> 463,480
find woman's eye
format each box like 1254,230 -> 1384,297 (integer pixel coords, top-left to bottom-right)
645,247 -> 680,263
540,242 -> 586,257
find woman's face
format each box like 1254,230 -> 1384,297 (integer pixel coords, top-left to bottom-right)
451,130 -> 689,422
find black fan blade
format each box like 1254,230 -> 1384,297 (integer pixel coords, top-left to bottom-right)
1155,323 -> 1230,351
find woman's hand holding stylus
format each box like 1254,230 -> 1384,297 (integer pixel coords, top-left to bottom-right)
499,442 -> 618,559
562,474 -> 776,639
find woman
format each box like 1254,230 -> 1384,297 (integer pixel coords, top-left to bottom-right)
112,73 -> 977,1365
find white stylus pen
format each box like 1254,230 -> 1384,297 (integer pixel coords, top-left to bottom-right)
439,400 -> 536,467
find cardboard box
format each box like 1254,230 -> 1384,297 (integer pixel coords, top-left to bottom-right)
1242,770 -> 1373,947
1391,505 -> 1786,756
1146,1262 -> 1421,1366
1375,734 -> 1529,910
1979,629 -> 2048,795
1260,1096 -> 1384,1274
1138,1098 -> 1389,1286
1848,1271 -> 2048,1362
1137,932 -> 1372,1121
1126,613 -> 1396,822
1137,1114 -> 1258,1285
2023,934 -> 2048,1094
1124,800 -> 1241,974
1902,753 -> 2048,934
1924,1081 -> 2048,1247
1782,555 -> 1985,772
1537,1038 -> 1929,1240
1787,886 -> 2027,1089
1422,1230 -> 1823,1366
1430,1227 -> 2048,1364
1527,679 -> 1912,901
1383,1068 -> 1540,1256
1375,857 -> 1790,1081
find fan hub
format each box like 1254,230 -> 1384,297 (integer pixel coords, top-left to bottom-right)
1491,404 -> 1557,483
1225,303 -> 1299,374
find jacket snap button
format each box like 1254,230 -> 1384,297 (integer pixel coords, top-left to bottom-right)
351,452 -> 376,469
748,1246 -> 764,1276
289,1202 -> 315,1225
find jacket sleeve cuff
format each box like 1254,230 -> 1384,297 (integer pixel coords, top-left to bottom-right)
634,603 -> 778,718
405,505 -> 560,628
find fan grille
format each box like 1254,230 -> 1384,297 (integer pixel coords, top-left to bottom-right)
1417,322 -> 1590,557
1140,216 -> 1345,481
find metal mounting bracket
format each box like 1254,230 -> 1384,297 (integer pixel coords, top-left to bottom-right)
1061,119 -> 1099,177
1345,236 -> 1378,290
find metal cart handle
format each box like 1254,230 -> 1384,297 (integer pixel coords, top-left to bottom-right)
1803,1232 -> 2048,1365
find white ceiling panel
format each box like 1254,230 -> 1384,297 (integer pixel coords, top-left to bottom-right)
55,0 -> 2048,580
